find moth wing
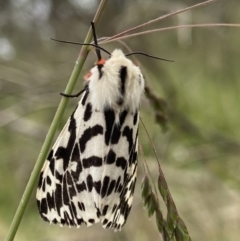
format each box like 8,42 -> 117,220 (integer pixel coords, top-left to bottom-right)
98,110 -> 139,230
36,91 -> 103,227
36,90 -> 139,230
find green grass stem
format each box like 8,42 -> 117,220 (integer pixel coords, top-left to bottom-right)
5,1 -> 109,240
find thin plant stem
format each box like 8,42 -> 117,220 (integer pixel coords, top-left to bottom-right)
140,117 -> 175,207
5,1 -> 109,241
102,23 -> 240,44
101,0 -> 217,42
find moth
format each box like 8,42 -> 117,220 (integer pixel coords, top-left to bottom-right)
36,24 -> 145,231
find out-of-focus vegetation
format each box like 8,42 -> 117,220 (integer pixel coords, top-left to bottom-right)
1,0 -> 240,240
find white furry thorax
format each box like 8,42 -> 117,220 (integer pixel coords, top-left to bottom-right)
86,49 -> 145,113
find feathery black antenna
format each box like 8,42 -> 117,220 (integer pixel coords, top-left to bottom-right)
126,52 -> 174,62
50,38 -> 111,56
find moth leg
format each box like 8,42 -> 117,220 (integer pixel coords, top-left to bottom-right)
60,89 -> 85,98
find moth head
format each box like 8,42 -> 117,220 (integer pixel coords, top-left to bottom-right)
86,49 -> 145,112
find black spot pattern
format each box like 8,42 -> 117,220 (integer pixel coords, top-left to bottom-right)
46,193 -> 54,210
63,175 -> 70,205
55,170 -> 63,183
88,218 -> 94,224
101,176 -> 110,198
102,219 -> 108,225
133,111 -> 138,126
67,172 -> 77,197
103,109 -> 128,146
84,103 -> 92,121
115,176 -> 121,192
77,218 -> 84,225
54,115 -> 77,171
110,110 -> 128,144
107,180 -> 116,196
119,66 -> 127,96
78,202 -> 85,211
110,125 -> 121,144
116,157 -> 127,170
119,110 -> 128,124
94,181 -> 101,194
49,159 -> 55,176
71,204 -> 78,222
42,180 -> 46,192
81,90 -> 89,106
105,149 -> 116,164
76,181 -> 87,192
104,109 -> 115,145
112,204 -> 117,213
82,156 -> 102,168
55,183 -> 63,215
72,143 -> 80,160
38,172 -> 44,188
60,219 -> 66,225
78,202 -> 84,211
106,221 -> 112,228
52,218 -> 57,224
46,176 -> 52,185
96,206 -> 101,218
102,205 -> 109,216
129,130 -> 138,166
87,175 -> 93,191
117,66 -> 127,105
47,150 -> 53,161
79,125 -> 103,153
39,198 -> 47,214
122,126 -> 133,154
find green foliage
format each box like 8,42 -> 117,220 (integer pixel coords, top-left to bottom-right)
141,165 -> 191,240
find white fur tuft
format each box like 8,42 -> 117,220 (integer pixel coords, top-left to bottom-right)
88,49 -> 145,113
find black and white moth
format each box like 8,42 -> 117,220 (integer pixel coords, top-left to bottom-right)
36,26 -> 145,231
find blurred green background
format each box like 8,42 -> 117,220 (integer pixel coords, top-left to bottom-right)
1,0 -> 240,240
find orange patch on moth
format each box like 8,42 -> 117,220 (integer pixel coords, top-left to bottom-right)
84,71 -> 92,81
96,58 -> 106,65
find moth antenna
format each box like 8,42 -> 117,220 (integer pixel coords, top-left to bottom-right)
126,52 -> 174,62
50,38 -> 111,56
91,21 -> 102,61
